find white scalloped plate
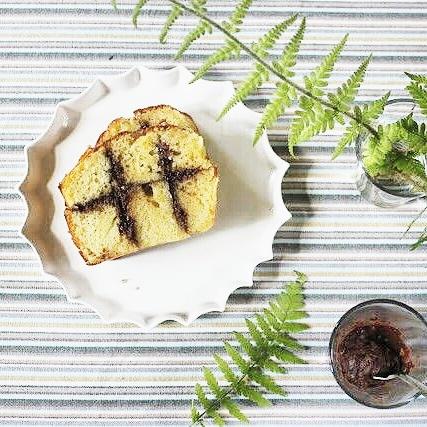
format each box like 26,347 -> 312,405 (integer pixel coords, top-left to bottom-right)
18,65 -> 290,330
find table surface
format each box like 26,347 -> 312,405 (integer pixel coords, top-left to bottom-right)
1,1 -> 426,425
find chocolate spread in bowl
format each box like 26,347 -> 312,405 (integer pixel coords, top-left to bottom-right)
336,322 -> 413,390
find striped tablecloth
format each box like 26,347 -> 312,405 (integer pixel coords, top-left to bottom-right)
1,1 -> 426,425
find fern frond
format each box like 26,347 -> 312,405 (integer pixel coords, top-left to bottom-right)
191,401 -> 201,424
204,367 -> 223,399
274,17 -> 306,78
252,19 -> 306,144
398,115 -> 427,154
191,43 -> 239,82
288,35 -> 348,154
406,81 -> 427,116
262,358 -> 287,374
175,20 -> 211,59
222,399 -> 248,423
405,72 -> 427,86
218,16 -> 299,119
253,82 -> 296,144
223,0 -> 253,33
224,342 -> 249,373
192,0 -> 265,82
218,64 -> 267,119
191,272 -> 308,425
214,354 -> 238,384
159,5 -> 182,44
237,383 -> 271,407
332,92 -> 390,159
132,0 -> 149,27
328,55 -> 371,114
175,0 -> 210,59
252,14 -> 299,58
411,226 -> 427,250
248,367 -> 285,395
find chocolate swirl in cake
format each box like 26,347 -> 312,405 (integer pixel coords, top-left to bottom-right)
156,139 -> 200,233
71,140 -> 201,242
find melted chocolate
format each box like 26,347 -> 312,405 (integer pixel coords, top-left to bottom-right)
336,322 -> 413,390
105,149 -> 138,243
73,193 -> 116,213
157,139 -> 199,232
71,138 -> 201,241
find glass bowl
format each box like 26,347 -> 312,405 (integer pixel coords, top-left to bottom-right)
354,98 -> 427,208
329,299 -> 427,408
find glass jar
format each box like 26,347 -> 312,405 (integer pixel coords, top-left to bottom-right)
329,299 -> 427,408
354,98 -> 427,208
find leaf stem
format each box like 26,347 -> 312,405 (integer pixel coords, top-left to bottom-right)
191,361 -> 259,426
167,0 -> 379,139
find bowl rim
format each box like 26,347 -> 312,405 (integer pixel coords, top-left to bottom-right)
329,298 -> 427,409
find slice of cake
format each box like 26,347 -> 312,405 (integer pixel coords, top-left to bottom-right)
96,104 -> 198,147
59,114 -> 218,265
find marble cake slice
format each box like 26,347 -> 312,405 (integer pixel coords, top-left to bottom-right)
96,104 -> 199,147
59,124 -> 218,265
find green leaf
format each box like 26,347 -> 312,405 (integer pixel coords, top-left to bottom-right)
218,63 -> 267,120
223,399 -> 249,423
195,383 -> 210,410
274,17 -> 306,78
191,401 -> 201,424
211,411 -> 225,426
252,18 -> 305,144
248,367 -> 285,395
252,14 -> 299,58
253,82 -> 296,144
332,93 -> 390,159
262,358 -> 287,374
271,346 -> 305,364
288,34 -> 348,155
234,332 -> 257,359
132,0 -> 149,27
411,226 -> 427,250
203,367 -> 223,399
175,20 -> 212,59
159,5 -> 182,44
238,383 -> 271,407
111,0 -> 118,10
190,272 -> 307,425
214,354 -> 238,384
280,321 -> 310,333
245,319 -> 267,347
224,342 -> 249,373
405,72 -> 427,85
255,313 -> 276,340
192,43 -> 239,83
407,81 -> 427,116
327,55 -> 371,114
223,0 -> 253,33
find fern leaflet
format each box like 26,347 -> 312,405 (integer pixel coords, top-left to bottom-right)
406,79 -> 427,116
191,0 -> 258,82
288,35 -> 348,154
175,0 -> 211,59
190,271 -> 308,425
223,0 -> 253,33
332,92 -> 390,158
159,5 -> 182,43
217,16 -> 298,119
252,19 -> 306,143
132,0 -> 149,27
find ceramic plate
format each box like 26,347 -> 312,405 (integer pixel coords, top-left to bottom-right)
19,65 -> 290,329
